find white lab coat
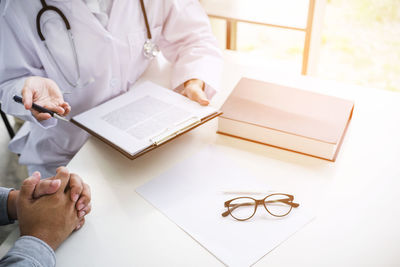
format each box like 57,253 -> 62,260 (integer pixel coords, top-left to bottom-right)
0,0 -> 222,177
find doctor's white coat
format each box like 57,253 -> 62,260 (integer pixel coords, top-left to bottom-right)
0,0 -> 222,176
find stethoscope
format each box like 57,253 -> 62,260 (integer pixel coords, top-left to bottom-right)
36,0 -> 160,89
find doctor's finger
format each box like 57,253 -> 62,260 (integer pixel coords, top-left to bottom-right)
31,110 -> 52,121
61,102 -> 71,116
21,87 -> 34,110
41,102 -> 66,115
189,87 -> 209,106
179,87 -> 188,97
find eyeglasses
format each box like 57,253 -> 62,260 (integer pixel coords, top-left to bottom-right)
221,193 -> 299,221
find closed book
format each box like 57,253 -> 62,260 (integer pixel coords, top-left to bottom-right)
217,78 -> 354,161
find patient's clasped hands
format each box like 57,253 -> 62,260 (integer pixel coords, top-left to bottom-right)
8,167 -> 91,250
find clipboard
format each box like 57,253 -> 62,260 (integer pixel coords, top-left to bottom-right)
71,111 -> 222,160
68,81 -> 223,160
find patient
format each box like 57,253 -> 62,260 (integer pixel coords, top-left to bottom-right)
0,167 -> 91,267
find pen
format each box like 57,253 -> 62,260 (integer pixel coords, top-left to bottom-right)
13,95 -> 69,122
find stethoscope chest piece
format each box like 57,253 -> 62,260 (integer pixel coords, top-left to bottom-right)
143,39 -> 160,59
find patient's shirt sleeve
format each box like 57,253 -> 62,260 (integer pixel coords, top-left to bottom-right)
0,236 -> 56,267
0,187 -> 14,226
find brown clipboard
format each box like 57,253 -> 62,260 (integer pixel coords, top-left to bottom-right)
71,111 -> 222,160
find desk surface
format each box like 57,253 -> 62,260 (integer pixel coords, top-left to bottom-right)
1,51 -> 400,266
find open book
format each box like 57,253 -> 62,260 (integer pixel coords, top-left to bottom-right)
71,81 -> 222,159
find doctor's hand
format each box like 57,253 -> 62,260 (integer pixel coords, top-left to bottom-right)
16,167 -> 83,250
183,79 -> 209,106
21,76 -> 71,121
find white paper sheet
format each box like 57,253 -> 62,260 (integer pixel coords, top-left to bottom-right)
136,146 -> 313,267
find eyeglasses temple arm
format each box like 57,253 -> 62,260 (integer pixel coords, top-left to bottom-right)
221,210 -> 230,217
265,198 -> 300,208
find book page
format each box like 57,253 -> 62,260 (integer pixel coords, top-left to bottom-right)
72,81 -> 218,156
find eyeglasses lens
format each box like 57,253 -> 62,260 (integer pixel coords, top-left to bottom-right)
228,197 -> 256,220
264,194 -> 293,217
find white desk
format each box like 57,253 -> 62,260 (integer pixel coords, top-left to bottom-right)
1,51 -> 400,266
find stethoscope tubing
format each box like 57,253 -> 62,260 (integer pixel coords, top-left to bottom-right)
139,0 -> 152,40
36,1 -> 70,41
36,0 -> 153,43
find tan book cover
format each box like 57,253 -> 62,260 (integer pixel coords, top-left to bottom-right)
217,78 -> 354,161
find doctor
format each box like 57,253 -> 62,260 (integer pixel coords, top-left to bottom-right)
0,0 -> 223,177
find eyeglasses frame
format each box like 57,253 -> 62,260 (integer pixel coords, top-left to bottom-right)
222,193 -> 299,221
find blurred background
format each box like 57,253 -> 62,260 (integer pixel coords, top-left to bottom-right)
201,0 -> 400,92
